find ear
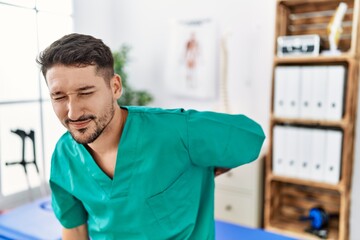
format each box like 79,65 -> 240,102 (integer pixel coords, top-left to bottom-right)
111,74 -> 122,99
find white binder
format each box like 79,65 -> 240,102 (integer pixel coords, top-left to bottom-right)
272,125 -> 287,176
284,67 -> 301,118
300,66 -> 315,119
323,130 -> 343,184
298,127 -> 313,180
326,66 -> 346,120
310,129 -> 326,181
311,66 -> 328,120
285,127 -> 299,177
274,67 -> 287,117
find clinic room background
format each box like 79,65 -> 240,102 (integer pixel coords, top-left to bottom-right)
0,0 -> 360,239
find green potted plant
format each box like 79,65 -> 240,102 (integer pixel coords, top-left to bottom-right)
113,45 -> 153,106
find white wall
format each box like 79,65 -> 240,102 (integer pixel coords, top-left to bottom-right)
73,0 -> 117,48
350,83 -> 360,239
112,0 -> 274,132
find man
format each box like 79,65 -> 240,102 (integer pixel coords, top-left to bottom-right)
37,33 -> 265,240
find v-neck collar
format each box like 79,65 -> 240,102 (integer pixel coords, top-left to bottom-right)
76,106 -> 139,198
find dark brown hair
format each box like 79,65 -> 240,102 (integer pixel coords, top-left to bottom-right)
37,33 -> 114,83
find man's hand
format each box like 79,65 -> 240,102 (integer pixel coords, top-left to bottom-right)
214,167 -> 231,177
63,224 -> 89,240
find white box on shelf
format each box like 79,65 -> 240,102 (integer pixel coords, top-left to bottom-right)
274,67 -> 288,118
284,67 -> 301,118
300,66 -> 315,119
272,125 -> 287,176
298,127 -> 313,180
284,127 -> 299,178
311,66 -> 328,120
310,129 -> 327,181
323,130 -> 343,184
325,66 -> 346,121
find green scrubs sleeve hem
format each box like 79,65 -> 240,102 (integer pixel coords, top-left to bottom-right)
50,181 -> 88,229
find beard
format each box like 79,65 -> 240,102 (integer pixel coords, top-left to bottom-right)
65,102 -> 115,144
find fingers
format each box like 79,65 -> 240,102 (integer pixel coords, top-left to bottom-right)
214,167 -> 231,177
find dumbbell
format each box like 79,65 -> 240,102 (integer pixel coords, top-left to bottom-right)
299,207 -> 329,230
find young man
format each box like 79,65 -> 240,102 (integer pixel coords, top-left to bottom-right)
37,33 -> 265,240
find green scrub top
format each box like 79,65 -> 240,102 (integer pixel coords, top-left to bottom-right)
50,106 -> 265,240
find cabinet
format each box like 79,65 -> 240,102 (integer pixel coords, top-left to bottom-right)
264,0 -> 360,239
215,157 -> 264,228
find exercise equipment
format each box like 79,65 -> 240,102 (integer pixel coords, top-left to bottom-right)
299,207 -> 338,239
5,129 -> 40,200
300,207 -> 329,230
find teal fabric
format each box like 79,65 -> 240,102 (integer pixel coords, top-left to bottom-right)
50,106 -> 265,239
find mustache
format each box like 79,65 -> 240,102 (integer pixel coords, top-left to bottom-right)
65,115 -> 96,124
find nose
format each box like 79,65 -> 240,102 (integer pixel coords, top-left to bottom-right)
67,96 -> 83,121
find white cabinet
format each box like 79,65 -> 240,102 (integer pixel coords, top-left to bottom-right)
214,156 -> 263,227
215,188 -> 255,226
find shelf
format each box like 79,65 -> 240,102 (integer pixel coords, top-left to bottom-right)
275,0 -> 356,54
266,226 -> 320,240
265,0 -> 359,239
274,55 -> 354,64
271,116 -> 346,129
277,0 -> 352,6
265,181 -> 341,239
268,174 -> 342,192
267,216 -> 339,240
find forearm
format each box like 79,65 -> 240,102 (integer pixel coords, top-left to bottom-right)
62,224 -> 89,240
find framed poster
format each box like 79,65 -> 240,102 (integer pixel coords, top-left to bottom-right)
166,19 -> 217,99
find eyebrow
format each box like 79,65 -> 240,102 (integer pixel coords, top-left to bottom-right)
76,86 -> 96,92
50,85 -> 96,97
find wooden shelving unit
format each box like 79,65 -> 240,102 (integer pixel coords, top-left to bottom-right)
264,0 -> 360,239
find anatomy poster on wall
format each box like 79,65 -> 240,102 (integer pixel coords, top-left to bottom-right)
166,19 -> 217,99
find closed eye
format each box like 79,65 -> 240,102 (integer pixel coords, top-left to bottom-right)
52,95 -> 66,101
79,92 -> 94,96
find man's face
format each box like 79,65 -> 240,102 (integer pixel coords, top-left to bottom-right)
46,65 -> 118,144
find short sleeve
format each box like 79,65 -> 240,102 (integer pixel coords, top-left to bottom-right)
50,180 -> 88,229
187,110 -> 265,168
